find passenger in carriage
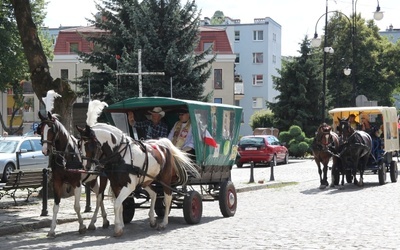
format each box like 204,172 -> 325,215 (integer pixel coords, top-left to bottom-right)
348,114 -> 360,130
128,107 -> 168,139
360,114 -> 371,132
168,108 -> 195,160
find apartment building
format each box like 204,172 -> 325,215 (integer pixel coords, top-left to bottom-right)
201,16 -> 282,136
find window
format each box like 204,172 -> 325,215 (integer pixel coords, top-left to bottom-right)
69,42 -> 79,53
235,31 -> 240,41
61,69 -> 68,81
252,97 -> 263,108
273,55 -> 276,64
252,75 -> 263,86
203,42 -> 213,52
214,69 -> 222,89
214,98 -> 222,104
253,30 -> 263,41
20,140 -> 33,152
253,53 -> 263,63
235,53 -> 240,63
273,33 -> 277,42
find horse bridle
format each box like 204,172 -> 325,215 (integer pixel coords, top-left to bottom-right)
40,119 -> 82,167
40,120 -> 60,155
79,128 -> 131,169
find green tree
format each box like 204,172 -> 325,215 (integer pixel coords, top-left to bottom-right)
267,36 -> 321,137
80,0 -> 214,104
11,0 -> 76,132
249,109 -> 274,131
1,0 -> 54,134
279,125 -> 312,158
210,11 -> 225,25
322,13 -> 400,107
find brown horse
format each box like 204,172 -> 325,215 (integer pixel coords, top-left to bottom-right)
76,100 -> 200,237
38,111 -> 109,237
311,123 -> 340,189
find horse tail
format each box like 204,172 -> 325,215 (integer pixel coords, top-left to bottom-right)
153,138 -> 201,180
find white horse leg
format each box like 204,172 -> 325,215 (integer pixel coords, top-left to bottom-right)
144,186 -> 158,228
74,186 -> 87,234
113,185 -> 134,237
88,182 -> 99,230
158,193 -> 172,230
47,202 -> 59,237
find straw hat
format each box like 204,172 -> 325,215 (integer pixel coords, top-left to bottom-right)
148,107 -> 165,117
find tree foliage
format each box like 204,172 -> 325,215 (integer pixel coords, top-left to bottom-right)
1,0 -> 54,134
80,0 -> 214,104
249,109 -> 274,131
323,13 -> 400,108
279,125 -> 313,158
267,36 -> 321,137
269,13 -> 400,138
11,0 -> 76,132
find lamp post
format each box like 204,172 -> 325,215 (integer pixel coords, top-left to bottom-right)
311,0 -> 383,115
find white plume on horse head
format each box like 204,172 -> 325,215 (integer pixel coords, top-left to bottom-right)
43,90 -> 62,112
86,100 -> 108,127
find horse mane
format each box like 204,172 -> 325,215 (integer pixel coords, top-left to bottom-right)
87,100 -> 108,127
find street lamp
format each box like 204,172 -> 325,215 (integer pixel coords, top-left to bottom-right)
311,0 -> 383,118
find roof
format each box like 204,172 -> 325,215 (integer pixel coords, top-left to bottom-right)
328,106 -> 397,115
105,97 -> 242,112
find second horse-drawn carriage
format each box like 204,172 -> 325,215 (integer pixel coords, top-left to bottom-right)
328,106 -> 399,186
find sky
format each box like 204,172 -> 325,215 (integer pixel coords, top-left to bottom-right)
44,0 -> 400,56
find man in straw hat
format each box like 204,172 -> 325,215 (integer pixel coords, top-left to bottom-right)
128,107 -> 168,139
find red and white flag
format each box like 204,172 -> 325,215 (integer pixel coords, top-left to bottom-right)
203,129 -> 217,148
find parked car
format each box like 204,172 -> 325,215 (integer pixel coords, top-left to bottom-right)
0,136 -> 48,182
236,135 -> 289,168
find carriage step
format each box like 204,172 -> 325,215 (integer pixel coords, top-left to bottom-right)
66,169 -> 102,175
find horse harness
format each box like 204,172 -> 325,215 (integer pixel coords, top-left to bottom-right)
81,131 -> 185,194
40,119 -> 82,169
313,125 -> 339,155
80,131 -> 153,183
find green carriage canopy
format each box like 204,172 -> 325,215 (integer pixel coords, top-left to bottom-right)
104,97 -> 243,167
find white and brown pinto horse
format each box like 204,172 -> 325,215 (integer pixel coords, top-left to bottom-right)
39,111 -> 109,237
311,123 -> 340,189
76,101 -> 200,237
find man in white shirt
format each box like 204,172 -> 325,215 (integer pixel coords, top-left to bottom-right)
168,109 -> 195,159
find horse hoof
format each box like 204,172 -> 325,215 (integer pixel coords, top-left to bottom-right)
47,232 -> 56,238
103,221 -> 110,229
157,225 -> 166,231
114,230 -> 123,237
150,222 -> 158,228
79,226 -> 87,234
319,185 -> 327,190
88,224 -> 96,231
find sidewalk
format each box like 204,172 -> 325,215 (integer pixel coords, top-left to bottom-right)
0,166 -> 287,237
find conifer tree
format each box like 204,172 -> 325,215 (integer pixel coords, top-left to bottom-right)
80,0 -> 213,103
267,36 -> 322,137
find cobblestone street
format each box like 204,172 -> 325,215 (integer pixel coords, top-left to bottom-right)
1,158 -> 399,249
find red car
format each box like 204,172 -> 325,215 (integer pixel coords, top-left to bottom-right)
236,135 -> 289,168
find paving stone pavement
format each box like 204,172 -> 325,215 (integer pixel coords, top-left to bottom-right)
0,159 -> 308,237
1,157 -> 399,249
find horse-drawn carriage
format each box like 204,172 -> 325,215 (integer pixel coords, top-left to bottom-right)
328,106 -> 399,185
102,97 -> 242,225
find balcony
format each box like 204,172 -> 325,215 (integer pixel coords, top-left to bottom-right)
234,82 -> 244,101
